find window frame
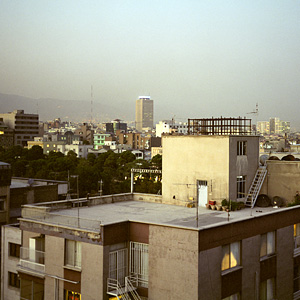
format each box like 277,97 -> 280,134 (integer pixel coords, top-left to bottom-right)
260,277 -> 275,300
260,231 -> 276,259
130,241 -> 149,288
221,241 -> 241,272
236,175 -> 246,199
9,242 -> 20,258
65,240 -> 81,269
237,141 -> 247,156
8,271 -> 20,288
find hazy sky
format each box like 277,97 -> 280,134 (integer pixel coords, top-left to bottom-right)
1,1 -> 300,127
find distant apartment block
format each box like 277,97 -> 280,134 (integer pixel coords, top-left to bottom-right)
258,118 -> 290,135
105,119 -> 127,134
156,120 -> 188,137
0,110 -> 39,146
93,133 -> 111,149
135,97 -> 153,132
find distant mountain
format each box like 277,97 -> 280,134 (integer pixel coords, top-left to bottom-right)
0,93 -> 134,123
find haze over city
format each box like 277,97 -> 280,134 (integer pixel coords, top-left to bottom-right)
1,1 -> 300,128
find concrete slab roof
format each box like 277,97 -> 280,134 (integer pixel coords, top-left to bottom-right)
49,200 -> 286,230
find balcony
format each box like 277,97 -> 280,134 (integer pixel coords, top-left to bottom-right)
18,247 -> 45,275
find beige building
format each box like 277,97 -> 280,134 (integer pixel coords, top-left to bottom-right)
162,134 -> 259,207
0,110 -> 39,147
135,97 -> 153,132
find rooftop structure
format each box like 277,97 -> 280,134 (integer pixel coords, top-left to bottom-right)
187,117 -> 252,136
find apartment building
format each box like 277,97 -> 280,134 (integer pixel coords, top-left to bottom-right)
0,162 -> 11,225
2,193 -> 298,300
135,97 -> 153,132
0,110 -> 39,146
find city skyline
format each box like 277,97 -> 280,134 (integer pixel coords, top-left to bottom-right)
1,1 -> 300,127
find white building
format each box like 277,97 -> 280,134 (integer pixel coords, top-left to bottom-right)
57,141 -> 93,159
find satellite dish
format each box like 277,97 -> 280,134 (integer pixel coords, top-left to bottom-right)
272,196 -> 283,207
256,194 -> 271,207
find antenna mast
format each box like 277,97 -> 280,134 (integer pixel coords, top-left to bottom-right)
90,85 -> 93,125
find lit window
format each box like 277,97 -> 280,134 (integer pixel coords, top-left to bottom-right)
237,141 -> 247,155
236,176 -> 246,199
64,290 -> 81,300
260,278 -> 275,300
221,241 -> 241,271
260,231 -> 275,258
8,272 -> 20,288
65,240 -> 81,268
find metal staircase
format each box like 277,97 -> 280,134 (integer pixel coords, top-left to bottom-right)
245,165 -> 267,208
107,274 -> 142,300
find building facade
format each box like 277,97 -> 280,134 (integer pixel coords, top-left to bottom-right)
6,195 -> 300,300
0,110 -> 39,146
135,97 -> 153,132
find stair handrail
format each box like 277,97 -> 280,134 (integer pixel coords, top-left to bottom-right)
107,278 -> 131,300
126,275 -> 142,300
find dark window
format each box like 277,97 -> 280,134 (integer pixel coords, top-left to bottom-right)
9,242 -> 20,258
237,141 -> 247,155
8,272 -> 20,288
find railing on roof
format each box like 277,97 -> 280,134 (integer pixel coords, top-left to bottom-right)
187,117 -> 252,136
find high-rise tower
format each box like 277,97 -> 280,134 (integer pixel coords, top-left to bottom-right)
135,96 -> 153,132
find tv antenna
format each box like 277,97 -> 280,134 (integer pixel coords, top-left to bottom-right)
247,103 -> 259,134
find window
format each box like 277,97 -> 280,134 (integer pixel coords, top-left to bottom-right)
222,293 -> 240,300
260,232 -> 276,258
236,176 -> 246,199
130,242 -> 148,288
65,240 -> 81,268
9,242 -> 20,258
237,141 -> 247,155
294,224 -> 300,249
221,241 -> 241,271
64,290 -> 81,300
20,278 -> 44,300
8,272 -> 20,288
294,265 -> 300,293
109,248 -> 128,286
260,278 -> 275,300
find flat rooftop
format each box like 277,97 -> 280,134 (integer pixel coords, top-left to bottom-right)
41,200 -> 287,231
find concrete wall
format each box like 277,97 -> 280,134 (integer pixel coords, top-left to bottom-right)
148,225 -> 198,299
198,247 -> 222,300
162,135 -> 230,206
1,224 -> 21,300
44,235 -> 64,300
276,226 -> 294,299
241,235 -> 260,300
81,243 -> 106,300
229,136 -> 259,201
261,161 -> 300,205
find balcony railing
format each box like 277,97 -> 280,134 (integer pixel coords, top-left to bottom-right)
19,247 -> 45,274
